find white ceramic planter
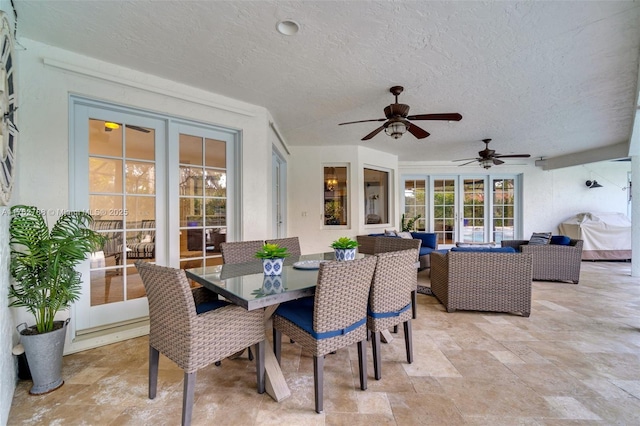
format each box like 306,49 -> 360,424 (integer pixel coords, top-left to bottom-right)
262,258 -> 284,275
334,248 -> 357,261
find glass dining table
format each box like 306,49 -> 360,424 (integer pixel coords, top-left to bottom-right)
185,252 -> 367,402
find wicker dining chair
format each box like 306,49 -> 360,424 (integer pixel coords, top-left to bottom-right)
265,237 -> 302,256
368,249 -> 417,380
372,237 -> 421,319
135,261 -> 266,426
218,240 -> 266,361
272,256 -> 378,413
220,240 -> 265,264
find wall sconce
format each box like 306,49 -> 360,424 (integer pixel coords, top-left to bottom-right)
585,180 -> 603,188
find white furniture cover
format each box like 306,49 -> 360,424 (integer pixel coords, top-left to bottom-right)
558,212 -> 631,260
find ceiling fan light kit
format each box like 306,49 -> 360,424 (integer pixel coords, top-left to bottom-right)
338,86 -> 462,141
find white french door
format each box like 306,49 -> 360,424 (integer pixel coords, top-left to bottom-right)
72,100 -> 239,334
402,175 -> 522,246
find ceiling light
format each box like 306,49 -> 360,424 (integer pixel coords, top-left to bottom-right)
276,20 -> 300,36
385,121 -> 408,139
480,159 -> 493,169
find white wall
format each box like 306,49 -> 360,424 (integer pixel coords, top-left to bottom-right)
0,206 -> 14,426
288,145 -> 398,254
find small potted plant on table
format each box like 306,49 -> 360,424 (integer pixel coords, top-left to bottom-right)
330,237 -> 359,261
255,243 -> 289,275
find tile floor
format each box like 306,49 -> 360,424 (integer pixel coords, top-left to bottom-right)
8,261 -> 640,425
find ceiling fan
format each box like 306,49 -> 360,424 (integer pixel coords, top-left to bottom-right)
338,86 -> 462,140
453,139 -> 531,169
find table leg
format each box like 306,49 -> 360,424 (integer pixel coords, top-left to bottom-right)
263,305 -> 291,402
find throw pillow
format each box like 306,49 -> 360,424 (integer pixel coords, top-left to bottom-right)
411,232 -> 437,249
384,229 -> 398,237
397,231 -> 413,239
550,235 -> 571,245
529,232 -> 552,245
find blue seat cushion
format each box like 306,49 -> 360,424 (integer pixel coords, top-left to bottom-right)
368,233 -> 385,237
195,299 -> 231,314
550,235 -> 571,245
419,247 -> 434,257
411,232 -> 437,249
450,246 -> 517,253
275,297 -> 365,339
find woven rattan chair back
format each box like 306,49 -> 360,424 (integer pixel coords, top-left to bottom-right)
135,261 -> 266,425
374,237 -> 421,260
367,249 -> 417,379
313,257 -> 377,341
220,240 -> 265,264
265,237 -> 301,256
369,249 -> 417,320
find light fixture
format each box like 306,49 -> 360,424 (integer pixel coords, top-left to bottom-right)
384,121 -> 408,139
480,159 -> 493,169
276,20 -> 300,36
585,180 -> 603,188
104,122 -> 120,132
326,176 -> 338,191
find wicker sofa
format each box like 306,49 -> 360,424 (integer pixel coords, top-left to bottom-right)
430,249 -> 533,317
501,238 -> 583,284
356,232 -> 439,270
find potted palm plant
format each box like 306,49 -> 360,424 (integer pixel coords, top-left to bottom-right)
9,205 -> 104,394
255,243 -> 289,275
330,236 -> 359,261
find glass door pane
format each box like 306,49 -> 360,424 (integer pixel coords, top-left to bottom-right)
89,119 -> 155,307
461,178 -> 485,243
492,178 -> 515,243
179,133 -> 227,270
433,179 -> 455,245
403,179 -> 426,231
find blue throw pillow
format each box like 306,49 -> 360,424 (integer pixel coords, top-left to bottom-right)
411,232 -> 437,249
450,246 -> 516,253
550,235 -> 571,245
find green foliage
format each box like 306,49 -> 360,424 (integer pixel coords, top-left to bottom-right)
9,205 -> 105,334
401,214 -> 422,232
330,237 -> 359,249
255,243 -> 289,259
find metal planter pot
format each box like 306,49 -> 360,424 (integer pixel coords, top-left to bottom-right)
17,318 -> 70,395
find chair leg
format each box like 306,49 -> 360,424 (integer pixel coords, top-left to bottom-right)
403,320 -> 413,364
255,340 -> 265,394
273,328 -> 282,365
357,340 -> 367,390
371,330 -> 382,380
313,355 -> 324,414
248,347 -> 254,361
182,371 -> 196,426
149,346 -> 159,399
393,325 -> 398,333
411,290 -> 417,319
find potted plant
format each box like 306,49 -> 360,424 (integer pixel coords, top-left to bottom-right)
255,243 -> 289,275
401,213 -> 422,232
9,205 -> 104,394
330,236 -> 359,261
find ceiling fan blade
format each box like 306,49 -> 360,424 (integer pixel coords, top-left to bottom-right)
406,113 -> 462,121
362,125 -> 386,140
339,118 -> 386,125
457,159 -> 479,166
406,123 -> 430,139
492,159 -> 505,165
126,125 -> 151,133
494,154 -> 531,159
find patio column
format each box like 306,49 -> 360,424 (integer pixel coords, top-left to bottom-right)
632,156 -> 640,277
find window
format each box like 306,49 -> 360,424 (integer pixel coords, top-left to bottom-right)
364,168 -> 389,225
323,165 -> 348,226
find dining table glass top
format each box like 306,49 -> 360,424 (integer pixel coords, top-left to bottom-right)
185,252 -> 366,310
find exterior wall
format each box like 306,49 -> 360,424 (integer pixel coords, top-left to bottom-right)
0,206 -> 14,426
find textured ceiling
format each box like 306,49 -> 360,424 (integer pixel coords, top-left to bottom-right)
14,0 -> 640,164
